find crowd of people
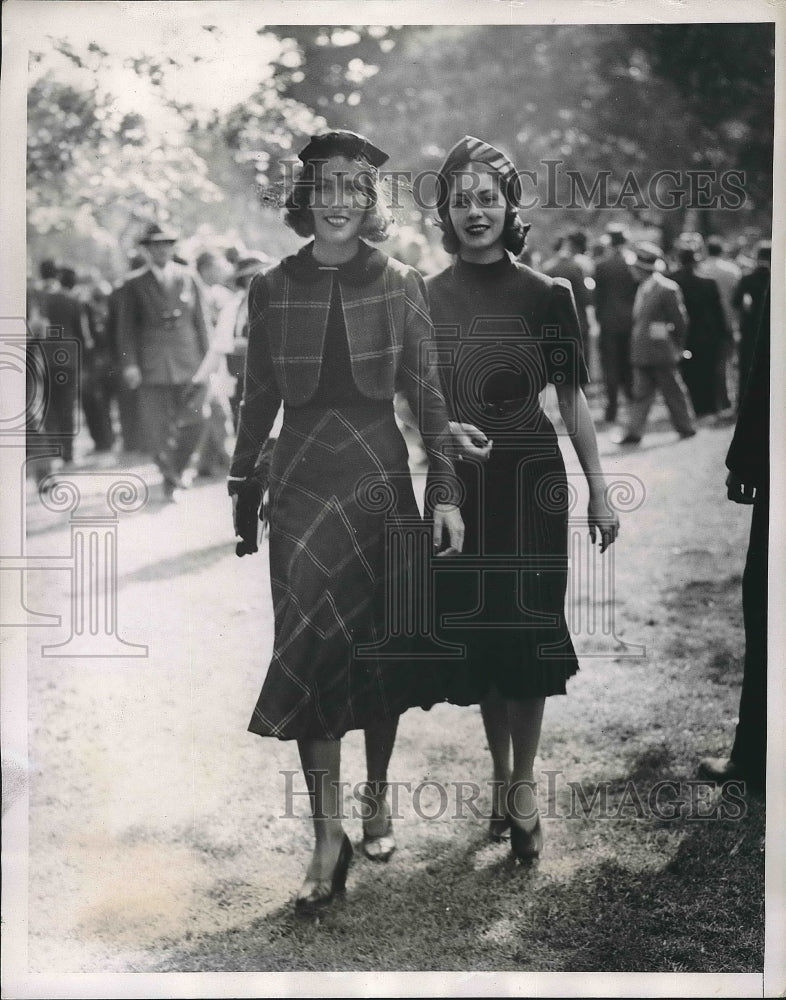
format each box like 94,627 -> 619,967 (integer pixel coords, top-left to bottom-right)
537,224 -> 771,444
25,225 -> 273,497
26,212 -> 769,500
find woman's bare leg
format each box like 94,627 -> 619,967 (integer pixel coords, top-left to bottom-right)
507,696 -> 545,832
362,718 -> 398,836
480,687 -> 512,821
297,738 -> 345,880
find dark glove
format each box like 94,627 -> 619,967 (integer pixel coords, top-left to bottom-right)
233,478 -> 263,557
228,437 -> 277,557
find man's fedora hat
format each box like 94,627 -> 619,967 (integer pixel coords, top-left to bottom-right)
139,222 -> 178,245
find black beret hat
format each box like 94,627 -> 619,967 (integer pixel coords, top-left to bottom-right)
298,130 -> 389,169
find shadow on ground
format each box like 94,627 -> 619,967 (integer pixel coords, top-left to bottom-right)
149,747 -> 764,974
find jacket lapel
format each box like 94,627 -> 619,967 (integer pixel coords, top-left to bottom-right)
140,268 -> 168,312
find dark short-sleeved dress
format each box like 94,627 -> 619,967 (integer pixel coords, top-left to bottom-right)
230,241 -> 457,741
426,254 -> 590,702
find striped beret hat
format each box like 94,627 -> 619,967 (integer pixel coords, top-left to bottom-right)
436,135 -> 523,217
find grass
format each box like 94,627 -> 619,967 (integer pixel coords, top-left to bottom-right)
146,555 -> 764,974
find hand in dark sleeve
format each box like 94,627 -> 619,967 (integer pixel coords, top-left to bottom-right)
726,287 -> 769,500
229,273 -> 282,480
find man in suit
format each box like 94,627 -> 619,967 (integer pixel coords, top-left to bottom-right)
699,287 -> 769,794
616,242 -> 696,445
542,230 -> 592,341
105,254 -> 146,453
671,246 -> 730,417
592,223 -> 639,423
700,235 -> 741,413
116,223 -> 210,498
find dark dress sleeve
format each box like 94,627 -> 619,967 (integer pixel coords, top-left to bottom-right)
229,273 -> 282,480
542,278 -> 590,389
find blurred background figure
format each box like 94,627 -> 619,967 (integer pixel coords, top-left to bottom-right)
35,259 -> 86,468
59,266 -> 115,456
25,261 -> 61,488
542,230 -> 593,344
212,251 -> 272,429
116,222 -> 210,500
592,223 -> 638,424
670,245 -> 730,418
733,240 -> 770,409
699,236 -> 741,416
616,242 -> 695,445
193,249 -> 237,478
105,253 -> 146,455
196,250 -> 235,322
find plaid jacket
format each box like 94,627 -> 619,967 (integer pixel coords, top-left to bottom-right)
230,241 -> 457,500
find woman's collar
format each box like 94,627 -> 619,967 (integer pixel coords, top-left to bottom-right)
281,240 -> 388,285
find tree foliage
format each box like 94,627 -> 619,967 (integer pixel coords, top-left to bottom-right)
26,21 -> 774,275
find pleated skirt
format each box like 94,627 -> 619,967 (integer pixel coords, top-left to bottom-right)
432,431 -> 580,703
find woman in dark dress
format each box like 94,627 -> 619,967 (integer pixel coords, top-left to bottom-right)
228,131 -> 463,912
424,136 -> 619,859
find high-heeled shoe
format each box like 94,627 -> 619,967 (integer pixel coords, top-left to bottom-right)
294,834 -> 353,915
506,788 -> 543,862
488,811 -> 511,842
362,819 -> 396,862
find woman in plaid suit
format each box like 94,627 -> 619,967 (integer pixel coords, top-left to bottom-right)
228,131 -> 464,913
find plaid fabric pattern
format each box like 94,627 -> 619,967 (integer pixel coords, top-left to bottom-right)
230,245 -> 458,502
230,243 -> 460,740
248,404 -> 444,740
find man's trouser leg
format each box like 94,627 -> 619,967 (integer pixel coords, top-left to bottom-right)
654,366 -> 695,436
624,366 -> 657,439
138,384 -> 176,460
599,331 -> 620,420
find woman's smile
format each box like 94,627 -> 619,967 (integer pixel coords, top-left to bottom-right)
448,163 -> 507,263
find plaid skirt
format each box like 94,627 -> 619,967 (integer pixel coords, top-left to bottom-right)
248,402 -> 443,741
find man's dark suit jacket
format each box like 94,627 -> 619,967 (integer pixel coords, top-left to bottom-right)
670,267 -> 729,356
593,249 -> 639,336
116,264 -> 209,385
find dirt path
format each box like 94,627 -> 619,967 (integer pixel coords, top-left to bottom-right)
8,403 -> 765,977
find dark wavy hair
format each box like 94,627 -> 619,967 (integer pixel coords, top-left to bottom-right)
438,169 -> 529,256
284,157 -> 391,243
